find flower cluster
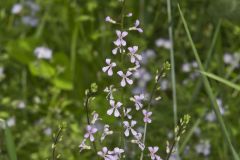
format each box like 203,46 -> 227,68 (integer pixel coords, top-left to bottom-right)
79,7 -> 164,160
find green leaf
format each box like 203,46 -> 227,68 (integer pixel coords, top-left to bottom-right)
200,71 -> 240,91
52,78 -> 73,90
28,61 -> 55,79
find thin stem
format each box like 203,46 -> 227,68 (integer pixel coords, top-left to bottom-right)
84,96 -> 97,153
52,126 -> 63,160
167,0 -> 178,150
140,70 -> 163,160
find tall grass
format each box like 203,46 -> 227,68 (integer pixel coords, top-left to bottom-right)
178,4 -> 240,160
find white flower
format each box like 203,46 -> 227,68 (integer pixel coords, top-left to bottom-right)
181,63 -> 191,73
102,59 -> 116,76
108,147 -> 124,159
223,53 -> 233,64
101,125 -> 113,142
155,38 -> 172,49
7,117 -> 16,127
131,94 -> 144,110
91,111 -> 101,124
34,46 -> 52,60
84,125 -> 98,142
142,109 -> 152,123
79,139 -> 91,152
112,30 -> 128,55
104,85 -> 116,100
123,108 -> 132,119
131,133 -> 145,151
105,16 -> 116,24
129,20 -> 143,33
123,120 -> 137,137
107,100 -> 122,117
148,146 -> 162,160
117,71 -> 133,87
195,140 -> 211,156
98,147 -> 115,160
11,3 -> 23,14
128,46 -> 142,63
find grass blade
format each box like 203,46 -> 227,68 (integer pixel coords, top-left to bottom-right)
200,71 -> 240,91
178,5 -> 240,160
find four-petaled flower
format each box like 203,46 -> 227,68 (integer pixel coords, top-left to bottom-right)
97,147 -> 115,160
131,94 -> 144,110
107,100 -> 122,117
117,71 -> 133,87
84,125 -> 98,142
101,125 -> 113,142
131,133 -> 145,151
108,147 -> 124,159
148,146 -> 162,160
123,108 -> 132,119
112,30 -> 128,54
129,19 -> 143,33
142,109 -> 152,123
104,85 -> 116,100
79,139 -> 91,152
123,120 -> 137,137
128,46 -> 142,63
102,59 -> 116,76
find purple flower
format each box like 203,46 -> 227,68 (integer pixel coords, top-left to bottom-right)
114,30 -> 128,46
102,59 -> 116,76
104,85 -> 116,100
105,16 -> 116,24
98,147 -> 115,160
123,108 -> 132,119
128,46 -> 142,63
84,125 -> 98,142
142,109 -> 152,123
129,20 -> 143,33
131,133 -> 145,151
123,120 -> 137,137
131,94 -> 144,110
148,146 -> 162,160
117,71 -> 133,87
107,100 -> 122,117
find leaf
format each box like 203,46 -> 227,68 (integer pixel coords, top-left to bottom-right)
52,78 -> 73,90
28,61 -> 55,79
200,71 -> 240,91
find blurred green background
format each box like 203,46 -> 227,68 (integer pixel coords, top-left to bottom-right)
0,0 -> 240,159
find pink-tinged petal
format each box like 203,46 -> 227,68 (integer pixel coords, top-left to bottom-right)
112,48 -> 118,55
108,68 -> 113,76
136,54 -> 142,61
103,147 -> 108,153
123,121 -> 129,127
114,109 -> 120,117
121,79 -> 126,87
124,129 -> 129,137
140,94 -> 145,99
106,58 -> 111,64
126,71 -> 132,76
114,39 -> 121,46
84,133 -> 89,138
130,56 -> 135,63
131,129 -> 137,136
90,135 -> 94,142
128,47 -> 133,53
116,30 -> 121,37
110,100 -> 115,107
86,125 -> 91,131
133,46 -> 138,52
105,16 -> 111,22
126,78 -> 133,85
153,146 -> 159,152
142,109 -> 147,115
122,31 -> 128,37
102,66 -> 109,72
121,40 -> 126,46
131,120 -> 137,126
107,108 -> 114,115
148,112 -> 152,116
117,71 -> 124,76
148,147 -> 154,152
92,128 -> 98,133
116,102 -> 122,107
137,28 -> 143,33
135,20 -> 140,27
